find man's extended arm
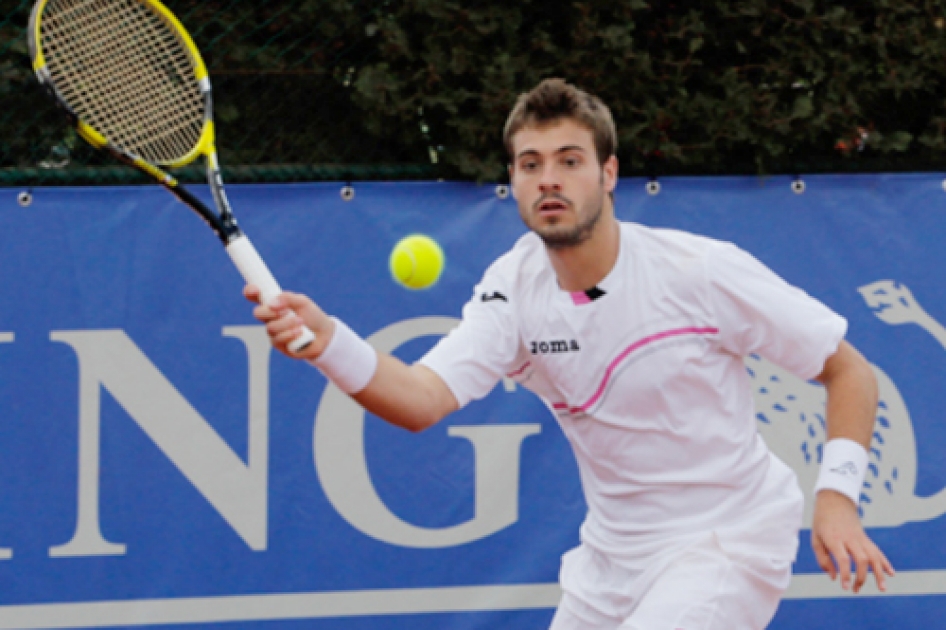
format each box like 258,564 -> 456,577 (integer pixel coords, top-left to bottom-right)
246,287 -> 458,433
812,340 -> 895,592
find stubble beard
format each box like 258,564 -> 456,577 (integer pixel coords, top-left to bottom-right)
524,187 -> 605,251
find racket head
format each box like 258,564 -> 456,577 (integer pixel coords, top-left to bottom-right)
29,0 -> 214,168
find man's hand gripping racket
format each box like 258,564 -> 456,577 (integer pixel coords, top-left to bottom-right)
28,0 -> 314,352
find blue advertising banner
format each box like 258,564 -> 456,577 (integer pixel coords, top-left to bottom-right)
0,174 -> 943,629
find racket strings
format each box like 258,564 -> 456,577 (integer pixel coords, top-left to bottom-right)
41,0 -> 205,165
49,0 -> 200,162
56,0 -> 201,163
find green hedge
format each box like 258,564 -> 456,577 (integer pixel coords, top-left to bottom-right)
352,0 -> 946,180
2,0 -> 945,183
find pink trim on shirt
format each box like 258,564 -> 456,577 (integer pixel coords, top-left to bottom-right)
552,326 -> 719,414
570,291 -> 593,305
506,361 -> 532,378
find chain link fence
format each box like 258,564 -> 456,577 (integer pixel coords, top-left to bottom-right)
0,0 -> 438,185
4,1 -> 946,185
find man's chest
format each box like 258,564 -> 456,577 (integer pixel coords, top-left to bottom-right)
515,286 -> 719,417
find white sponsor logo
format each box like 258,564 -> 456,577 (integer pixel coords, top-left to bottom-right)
0,319 -> 535,559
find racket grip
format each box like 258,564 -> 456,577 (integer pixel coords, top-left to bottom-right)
226,235 -> 315,352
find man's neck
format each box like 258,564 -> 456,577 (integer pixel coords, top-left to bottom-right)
547,216 -> 621,292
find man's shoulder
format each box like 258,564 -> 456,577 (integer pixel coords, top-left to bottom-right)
619,223 -> 742,293
483,232 -> 548,280
469,233 -> 551,309
621,221 -> 727,252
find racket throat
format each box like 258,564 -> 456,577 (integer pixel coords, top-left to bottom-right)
204,157 -> 241,242
208,169 -> 236,226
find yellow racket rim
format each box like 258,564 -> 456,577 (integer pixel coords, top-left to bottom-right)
141,0 -> 215,169
143,0 -> 208,82
32,0 -> 216,168
171,121 -> 216,170
75,121 -> 106,148
30,0 -> 51,72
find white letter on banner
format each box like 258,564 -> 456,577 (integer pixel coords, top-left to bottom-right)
314,317 -> 541,548
0,332 -> 12,560
48,327 -> 271,557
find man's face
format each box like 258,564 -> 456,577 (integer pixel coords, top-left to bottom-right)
509,118 -> 617,250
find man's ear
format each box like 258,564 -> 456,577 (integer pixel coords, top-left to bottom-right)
603,155 -> 618,193
508,163 -> 517,199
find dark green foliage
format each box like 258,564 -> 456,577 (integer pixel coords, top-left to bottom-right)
2,0 -> 946,183
0,0 -> 433,182
353,0 -> 946,179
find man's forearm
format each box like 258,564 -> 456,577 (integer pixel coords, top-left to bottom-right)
353,354 -> 459,433
817,340 -> 878,448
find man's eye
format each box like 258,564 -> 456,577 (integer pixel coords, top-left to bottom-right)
564,157 -> 580,167
522,161 -> 538,171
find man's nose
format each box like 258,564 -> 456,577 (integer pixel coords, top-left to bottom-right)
538,164 -> 561,192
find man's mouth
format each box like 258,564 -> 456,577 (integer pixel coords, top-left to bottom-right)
535,196 -> 570,214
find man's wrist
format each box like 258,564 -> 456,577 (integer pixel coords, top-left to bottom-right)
813,437 -> 868,507
309,317 -> 377,394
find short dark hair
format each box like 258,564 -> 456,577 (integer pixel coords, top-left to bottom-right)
503,78 -> 617,166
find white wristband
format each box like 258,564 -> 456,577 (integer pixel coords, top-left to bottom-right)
309,317 -> 378,394
814,438 -> 869,506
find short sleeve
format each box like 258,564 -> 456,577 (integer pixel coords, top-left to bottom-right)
706,242 -> 847,380
419,270 -> 521,408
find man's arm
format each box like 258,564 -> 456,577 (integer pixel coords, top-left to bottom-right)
354,353 -> 459,432
812,340 -> 895,592
245,286 -> 458,433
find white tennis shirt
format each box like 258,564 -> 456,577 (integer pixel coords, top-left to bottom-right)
421,222 -> 846,559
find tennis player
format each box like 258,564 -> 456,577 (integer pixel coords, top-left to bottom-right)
247,78 -> 894,629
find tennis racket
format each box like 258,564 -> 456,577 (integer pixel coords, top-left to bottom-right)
28,0 -> 315,352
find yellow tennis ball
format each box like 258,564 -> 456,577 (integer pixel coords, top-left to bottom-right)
389,234 -> 444,290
